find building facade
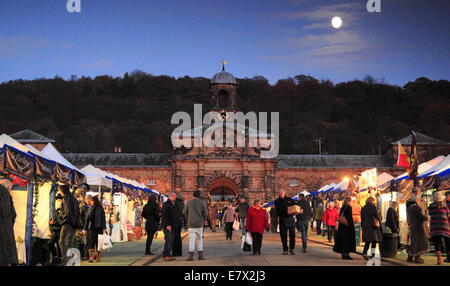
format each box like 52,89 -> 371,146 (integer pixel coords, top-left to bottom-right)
10,70 -> 450,203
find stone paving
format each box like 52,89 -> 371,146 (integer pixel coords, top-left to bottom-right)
307,232 -> 449,267
142,228 -> 397,266
81,227 -> 449,266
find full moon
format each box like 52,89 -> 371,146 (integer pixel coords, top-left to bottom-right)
331,16 -> 342,29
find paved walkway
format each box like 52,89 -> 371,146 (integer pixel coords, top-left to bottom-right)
307,232 -> 449,266
143,228 -> 397,266
79,227 -> 449,266
81,232 -> 167,266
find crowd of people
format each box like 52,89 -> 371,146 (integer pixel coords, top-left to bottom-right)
309,187 -> 450,264
147,187 -> 450,264
2,176 -> 449,266
0,178 -> 108,266
49,185 -> 108,264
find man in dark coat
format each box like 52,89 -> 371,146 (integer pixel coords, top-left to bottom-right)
385,201 -> 401,250
0,179 -> 18,266
171,192 -> 185,257
274,190 -> 297,255
75,188 -> 90,260
360,197 -> 382,260
295,194 -> 313,252
58,185 -> 79,263
161,192 -> 178,261
142,195 -> 161,255
235,197 -> 250,237
333,197 -> 356,259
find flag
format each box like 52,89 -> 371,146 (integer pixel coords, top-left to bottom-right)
409,131 -> 419,181
396,141 -> 410,170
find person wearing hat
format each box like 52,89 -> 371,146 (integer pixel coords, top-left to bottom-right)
183,190 -> 207,261
0,178 -> 18,266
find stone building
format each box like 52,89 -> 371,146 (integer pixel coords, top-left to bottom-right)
9,69 -> 450,203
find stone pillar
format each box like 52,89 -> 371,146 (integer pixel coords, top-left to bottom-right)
197,160 -> 205,191
197,176 -> 205,190
241,159 -> 249,199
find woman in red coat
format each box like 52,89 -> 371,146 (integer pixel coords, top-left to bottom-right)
322,201 -> 339,243
245,199 -> 270,255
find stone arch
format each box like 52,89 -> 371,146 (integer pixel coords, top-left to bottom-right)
207,177 -> 239,195
205,170 -> 241,186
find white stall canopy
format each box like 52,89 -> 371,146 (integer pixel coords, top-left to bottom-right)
81,164 -> 112,189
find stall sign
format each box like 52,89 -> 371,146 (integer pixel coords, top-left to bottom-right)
72,170 -> 86,186
56,163 -> 73,185
4,145 -> 34,180
35,155 -> 56,181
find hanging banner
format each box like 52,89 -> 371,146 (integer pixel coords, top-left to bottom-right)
4,145 -> 34,180
56,163 -> 72,185
72,170 -> 86,186
0,148 -> 5,172
34,155 -> 56,182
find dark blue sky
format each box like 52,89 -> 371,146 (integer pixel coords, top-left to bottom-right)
0,0 -> 449,85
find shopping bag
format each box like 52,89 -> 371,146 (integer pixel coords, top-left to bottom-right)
232,219 -> 240,231
97,234 -> 104,251
245,232 -> 253,245
241,234 -> 252,252
98,234 -> 113,251
313,221 -> 317,229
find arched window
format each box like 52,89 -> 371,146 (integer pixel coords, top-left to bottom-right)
218,89 -> 228,107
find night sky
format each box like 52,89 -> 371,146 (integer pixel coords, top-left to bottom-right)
0,0 -> 449,85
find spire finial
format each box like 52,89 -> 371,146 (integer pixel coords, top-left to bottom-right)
221,59 -> 228,71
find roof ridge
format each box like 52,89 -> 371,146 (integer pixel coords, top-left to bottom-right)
9,129 -> 56,142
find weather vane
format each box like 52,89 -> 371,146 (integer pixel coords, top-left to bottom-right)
221,59 -> 228,71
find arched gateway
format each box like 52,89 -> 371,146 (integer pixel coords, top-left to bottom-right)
207,177 -> 239,201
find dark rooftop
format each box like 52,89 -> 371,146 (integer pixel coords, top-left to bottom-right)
276,155 -> 392,169
391,132 -> 450,145
63,153 -> 171,167
9,129 -> 56,143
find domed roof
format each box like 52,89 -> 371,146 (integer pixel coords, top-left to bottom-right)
211,71 -> 237,85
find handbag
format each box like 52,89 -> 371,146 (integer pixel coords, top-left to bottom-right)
232,218 -> 240,231
337,207 -> 349,226
374,219 -> 381,228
